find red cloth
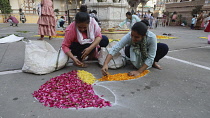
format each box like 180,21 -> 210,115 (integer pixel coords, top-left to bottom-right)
204,20 -> 210,32
6,16 -> 19,24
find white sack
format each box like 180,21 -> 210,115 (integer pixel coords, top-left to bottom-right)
98,41 -> 126,69
22,40 -> 68,74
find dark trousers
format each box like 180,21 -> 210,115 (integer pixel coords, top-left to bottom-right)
70,35 -> 109,60
59,21 -> 65,28
191,24 -> 194,29
125,43 -> 169,62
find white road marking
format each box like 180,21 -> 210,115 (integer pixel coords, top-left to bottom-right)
0,70 -> 22,76
169,45 -> 210,52
165,56 -> 210,71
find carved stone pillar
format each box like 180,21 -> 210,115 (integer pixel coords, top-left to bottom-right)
106,0 -> 113,3
86,1 -> 129,28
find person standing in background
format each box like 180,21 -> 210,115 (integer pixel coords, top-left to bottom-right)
171,11 -> 177,26
162,13 -> 167,27
194,11 -> 204,30
136,10 -> 141,18
19,8 -> 26,23
191,15 -> 197,29
37,0 -> 56,40
204,13 -> 210,44
64,11 -> 69,24
149,13 -> 154,29
204,13 -> 210,29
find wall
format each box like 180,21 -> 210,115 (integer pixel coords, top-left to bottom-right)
165,0 -> 205,26
54,0 -> 66,12
0,14 -> 39,23
10,0 -> 20,13
87,1 -> 128,28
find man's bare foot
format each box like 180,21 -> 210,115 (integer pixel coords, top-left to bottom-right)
152,62 -> 162,70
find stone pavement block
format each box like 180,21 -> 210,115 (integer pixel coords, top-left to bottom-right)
0,42 -> 25,71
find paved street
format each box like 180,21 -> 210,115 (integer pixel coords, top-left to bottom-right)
0,23 -> 210,118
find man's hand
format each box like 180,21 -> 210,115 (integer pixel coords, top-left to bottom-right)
128,71 -> 141,76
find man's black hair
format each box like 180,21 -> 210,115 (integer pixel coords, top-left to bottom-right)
126,12 -> 132,16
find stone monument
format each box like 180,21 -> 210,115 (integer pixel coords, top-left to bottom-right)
86,0 -> 129,29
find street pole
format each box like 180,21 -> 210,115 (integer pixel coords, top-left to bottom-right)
75,0 -> 78,14
66,0 -> 70,25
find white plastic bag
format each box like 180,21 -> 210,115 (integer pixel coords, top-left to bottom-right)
0,34 -> 24,44
22,40 -> 68,74
98,41 -> 126,69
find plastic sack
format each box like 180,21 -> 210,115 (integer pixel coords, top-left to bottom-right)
22,40 -> 68,74
98,41 -> 126,69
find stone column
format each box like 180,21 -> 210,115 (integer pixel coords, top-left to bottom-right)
106,0 -> 113,3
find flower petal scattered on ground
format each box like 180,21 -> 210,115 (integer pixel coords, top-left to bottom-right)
77,70 -> 97,84
33,70 -> 111,109
98,70 -> 150,81
156,35 -> 177,39
199,37 -> 207,39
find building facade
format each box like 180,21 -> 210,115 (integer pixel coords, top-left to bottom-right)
164,0 -> 209,26
0,0 -> 133,25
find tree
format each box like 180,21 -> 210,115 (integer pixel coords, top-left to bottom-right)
0,0 -> 12,14
139,0 -> 149,17
191,5 -> 202,17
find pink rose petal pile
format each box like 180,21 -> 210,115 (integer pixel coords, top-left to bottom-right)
32,70 -> 111,109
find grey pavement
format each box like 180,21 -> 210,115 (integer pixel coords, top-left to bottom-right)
0,23 -> 210,118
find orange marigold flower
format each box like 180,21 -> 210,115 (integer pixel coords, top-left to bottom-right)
98,70 -> 150,81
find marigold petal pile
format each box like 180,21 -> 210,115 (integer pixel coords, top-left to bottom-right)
156,35 -> 177,39
77,70 -> 97,84
98,70 -> 150,81
32,70 -> 111,109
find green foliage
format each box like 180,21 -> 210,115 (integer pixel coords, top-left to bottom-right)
16,31 -> 29,33
54,9 -> 59,14
0,0 -> 12,14
163,11 -> 170,16
140,0 -> 149,16
177,14 -> 182,25
140,0 -> 149,6
191,5 -> 202,16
